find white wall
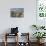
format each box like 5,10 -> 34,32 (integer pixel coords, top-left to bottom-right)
0,0 -> 36,42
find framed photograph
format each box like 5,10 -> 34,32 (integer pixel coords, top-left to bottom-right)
10,8 -> 24,18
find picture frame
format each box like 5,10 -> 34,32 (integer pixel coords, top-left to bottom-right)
10,8 -> 24,18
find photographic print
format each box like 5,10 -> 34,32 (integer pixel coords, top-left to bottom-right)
10,8 -> 24,18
